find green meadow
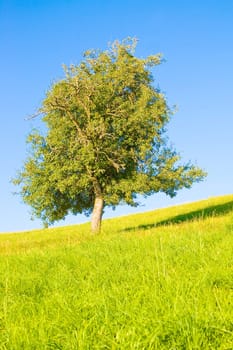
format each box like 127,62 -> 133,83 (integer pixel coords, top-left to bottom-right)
0,194 -> 233,349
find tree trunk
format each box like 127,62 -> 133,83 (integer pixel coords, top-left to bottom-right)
91,196 -> 104,234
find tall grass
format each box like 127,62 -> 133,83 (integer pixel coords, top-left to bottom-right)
0,195 -> 233,349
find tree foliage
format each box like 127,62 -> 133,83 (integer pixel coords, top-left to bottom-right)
14,38 -> 206,232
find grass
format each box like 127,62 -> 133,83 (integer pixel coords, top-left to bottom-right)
0,194 -> 233,349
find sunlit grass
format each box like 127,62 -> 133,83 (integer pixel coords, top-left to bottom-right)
0,194 -> 233,349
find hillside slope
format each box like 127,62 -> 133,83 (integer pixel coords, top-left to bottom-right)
0,194 -> 232,254
0,194 -> 232,349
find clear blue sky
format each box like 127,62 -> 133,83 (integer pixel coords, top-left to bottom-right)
1,0 -> 232,232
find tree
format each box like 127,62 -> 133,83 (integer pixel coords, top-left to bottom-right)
14,38 -> 206,233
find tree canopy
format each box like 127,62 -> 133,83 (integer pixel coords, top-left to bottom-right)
14,38 -> 206,233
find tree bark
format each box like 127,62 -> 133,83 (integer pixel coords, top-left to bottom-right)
91,195 -> 104,234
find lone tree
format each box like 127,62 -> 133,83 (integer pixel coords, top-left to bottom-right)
14,38 -> 206,233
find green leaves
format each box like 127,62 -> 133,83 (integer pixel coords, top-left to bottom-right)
14,38 -> 206,227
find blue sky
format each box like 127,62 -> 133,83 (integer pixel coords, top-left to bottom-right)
1,0 -> 232,232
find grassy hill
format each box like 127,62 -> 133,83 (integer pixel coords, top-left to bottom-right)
0,194 -> 233,349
